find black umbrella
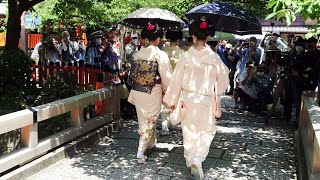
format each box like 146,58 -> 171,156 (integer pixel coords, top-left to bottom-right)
119,8 -> 184,30
185,2 -> 262,35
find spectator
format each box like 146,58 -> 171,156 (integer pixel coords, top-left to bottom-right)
234,61 -> 258,110
237,37 -> 261,75
86,31 -> 103,66
39,37 -> 60,64
216,40 -> 229,68
260,32 -> 282,63
225,43 -> 239,95
125,33 -> 140,66
74,36 -> 86,61
31,41 -> 42,65
247,63 -> 273,113
59,31 -> 75,64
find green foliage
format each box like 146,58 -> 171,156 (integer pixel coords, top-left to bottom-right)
33,72 -> 78,139
33,0 -> 269,28
0,49 -> 34,110
267,0 -> 320,38
33,72 -> 78,106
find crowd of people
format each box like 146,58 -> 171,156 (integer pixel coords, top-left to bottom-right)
31,30 -> 122,72
216,33 -> 320,123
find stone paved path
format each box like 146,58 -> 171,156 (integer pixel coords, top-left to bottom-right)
27,96 -> 297,180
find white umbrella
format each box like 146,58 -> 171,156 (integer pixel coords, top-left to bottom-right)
119,8 -> 184,30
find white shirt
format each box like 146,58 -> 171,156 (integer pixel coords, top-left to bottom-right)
31,42 -> 42,59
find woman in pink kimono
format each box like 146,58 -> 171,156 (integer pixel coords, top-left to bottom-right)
161,30 -> 185,135
163,17 -> 229,179
127,22 -> 172,163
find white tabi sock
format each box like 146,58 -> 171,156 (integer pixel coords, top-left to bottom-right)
137,151 -> 144,159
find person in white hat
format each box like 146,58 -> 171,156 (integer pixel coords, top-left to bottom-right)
225,43 -> 239,95
125,33 -> 140,66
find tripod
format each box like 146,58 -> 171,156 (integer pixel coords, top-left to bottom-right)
265,52 -> 298,124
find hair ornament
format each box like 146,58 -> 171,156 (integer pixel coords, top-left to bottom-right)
200,22 -> 207,29
146,23 -> 156,30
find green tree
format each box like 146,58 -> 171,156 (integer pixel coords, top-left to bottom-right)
6,0 -> 45,50
266,0 -> 320,38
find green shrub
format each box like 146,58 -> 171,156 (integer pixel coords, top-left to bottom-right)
0,49 -> 34,111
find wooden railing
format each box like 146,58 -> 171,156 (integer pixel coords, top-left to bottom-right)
0,85 -> 120,174
31,62 -> 119,90
299,91 -> 320,180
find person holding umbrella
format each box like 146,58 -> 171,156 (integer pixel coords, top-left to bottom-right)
163,17 -> 229,179
127,21 -> 173,164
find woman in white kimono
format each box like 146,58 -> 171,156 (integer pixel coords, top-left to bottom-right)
127,22 -> 172,163
163,17 -> 229,179
161,30 -> 185,135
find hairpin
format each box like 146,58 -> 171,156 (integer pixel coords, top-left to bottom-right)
200,16 -> 207,21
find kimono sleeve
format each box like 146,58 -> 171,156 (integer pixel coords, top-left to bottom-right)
163,54 -> 186,107
157,52 -> 173,90
214,53 -> 230,95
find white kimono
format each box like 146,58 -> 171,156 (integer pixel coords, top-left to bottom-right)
163,46 -> 229,166
161,45 -> 185,128
128,45 -> 172,152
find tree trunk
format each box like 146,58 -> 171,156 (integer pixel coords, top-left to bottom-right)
5,0 -> 23,50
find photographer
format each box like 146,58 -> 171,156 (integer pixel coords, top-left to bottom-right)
293,36 -> 320,118
248,63 -> 273,113
74,37 -> 86,61
225,43 -> 239,95
59,31 -> 76,64
101,37 -> 119,72
234,61 -> 258,110
260,33 -> 282,63
39,37 -> 60,64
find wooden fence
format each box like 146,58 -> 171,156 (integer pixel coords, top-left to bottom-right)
31,61 -> 120,90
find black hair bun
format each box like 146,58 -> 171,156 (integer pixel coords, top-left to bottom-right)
166,30 -> 183,42
189,16 -> 215,40
142,21 -> 163,41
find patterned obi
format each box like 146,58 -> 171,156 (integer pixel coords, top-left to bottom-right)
129,59 -> 160,94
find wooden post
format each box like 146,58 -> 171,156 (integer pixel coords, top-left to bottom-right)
38,61 -> 43,86
48,61 -> 54,77
73,61 -> 79,84
85,64 -> 90,88
79,61 -> 85,90
21,108 -> 38,148
21,123 -> 38,148
71,106 -> 84,128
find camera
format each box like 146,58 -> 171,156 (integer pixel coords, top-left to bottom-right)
242,42 -> 249,47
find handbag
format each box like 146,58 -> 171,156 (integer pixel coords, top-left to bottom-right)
213,82 -> 222,119
169,99 -> 186,126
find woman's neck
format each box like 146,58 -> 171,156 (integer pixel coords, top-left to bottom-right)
194,41 -> 206,50
170,41 -> 179,47
148,41 -> 157,46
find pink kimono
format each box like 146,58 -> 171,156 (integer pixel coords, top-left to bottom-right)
163,46 -> 229,166
128,45 -> 172,153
